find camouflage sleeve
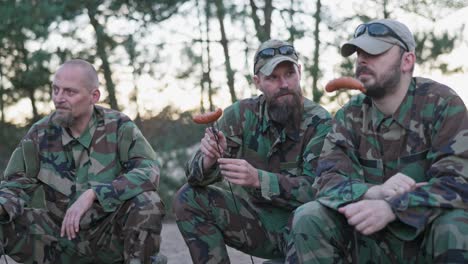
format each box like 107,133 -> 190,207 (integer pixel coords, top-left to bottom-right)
0,129 -> 41,222
256,116 -> 331,208
92,121 -> 159,212
387,95 -> 468,237
314,110 -> 370,209
184,150 -> 222,186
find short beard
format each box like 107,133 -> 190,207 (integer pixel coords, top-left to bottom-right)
267,87 -> 303,129
52,111 -> 75,128
356,57 -> 402,100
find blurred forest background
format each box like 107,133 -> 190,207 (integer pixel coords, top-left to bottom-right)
0,0 -> 467,218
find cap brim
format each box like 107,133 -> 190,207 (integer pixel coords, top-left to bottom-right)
341,34 -> 395,57
259,56 -> 298,76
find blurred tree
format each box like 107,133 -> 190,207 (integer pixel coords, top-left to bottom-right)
249,0 -> 273,42
0,1 -> 59,121
214,0 -> 237,103
56,0 -> 188,110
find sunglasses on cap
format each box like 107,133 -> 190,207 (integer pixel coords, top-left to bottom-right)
354,22 -> 409,52
254,45 -> 298,67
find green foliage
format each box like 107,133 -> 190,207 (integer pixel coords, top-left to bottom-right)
139,106 -> 205,216
141,106 -> 205,152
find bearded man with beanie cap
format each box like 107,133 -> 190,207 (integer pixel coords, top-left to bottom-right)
173,39 -> 331,263
290,18 -> 468,263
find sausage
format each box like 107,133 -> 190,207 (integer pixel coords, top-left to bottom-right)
192,108 -> 223,124
325,77 -> 366,93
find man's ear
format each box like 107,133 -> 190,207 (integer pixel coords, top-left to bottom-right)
253,74 -> 263,92
401,52 -> 415,73
91,88 -> 100,104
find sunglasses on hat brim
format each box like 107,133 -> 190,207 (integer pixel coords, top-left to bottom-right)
354,22 -> 409,52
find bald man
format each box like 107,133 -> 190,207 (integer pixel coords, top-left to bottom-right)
1,59 -> 166,264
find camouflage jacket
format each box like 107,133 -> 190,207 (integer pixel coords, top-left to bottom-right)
186,95 -> 331,210
0,105 -> 159,224
315,77 -> 468,239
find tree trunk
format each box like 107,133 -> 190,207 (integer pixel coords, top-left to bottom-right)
28,88 -> 39,121
214,0 -> 237,103
87,6 -> 119,110
264,0 -> 273,39
311,0 -> 322,103
249,0 -> 273,42
20,46 -> 39,121
204,0 -> 214,111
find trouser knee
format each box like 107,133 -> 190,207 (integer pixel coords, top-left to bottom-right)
172,183 -> 211,221
428,209 -> 468,262
123,191 -> 165,230
292,201 -> 343,235
172,183 -> 194,218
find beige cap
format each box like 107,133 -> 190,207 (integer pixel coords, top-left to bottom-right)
254,39 -> 298,75
341,19 -> 416,57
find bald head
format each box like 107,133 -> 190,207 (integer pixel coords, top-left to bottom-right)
57,59 -> 99,91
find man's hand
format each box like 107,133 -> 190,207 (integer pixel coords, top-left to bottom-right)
200,128 -> 227,170
364,173 -> 427,200
339,200 -> 396,235
61,189 -> 96,240
218,158 -> 260,188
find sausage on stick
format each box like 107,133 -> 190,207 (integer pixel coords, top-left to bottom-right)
325,77 -> 366,93
192,108 -> 223,124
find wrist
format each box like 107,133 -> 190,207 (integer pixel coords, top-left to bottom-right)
86,189 -> 97,201
363,185 -> 382,200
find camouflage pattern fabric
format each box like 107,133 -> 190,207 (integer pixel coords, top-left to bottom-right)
173,95 -> 331,263
0,105 -> 164,263
292,77 -> 468,263
292,201 -> 468,263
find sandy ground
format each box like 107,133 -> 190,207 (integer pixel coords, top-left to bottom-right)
0,221 -> 269,264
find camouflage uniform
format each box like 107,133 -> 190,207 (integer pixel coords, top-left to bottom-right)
173,95 -> 331,263
0,105 -> 164,264
292,78 -> 468,263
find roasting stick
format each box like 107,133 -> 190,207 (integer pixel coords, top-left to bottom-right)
193,108 -> 255,264
325,76 -> 366,263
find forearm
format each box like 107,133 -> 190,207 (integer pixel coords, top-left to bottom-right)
253,169 -> 318,209
0,173 -> 39,222
93,158 -> 159,212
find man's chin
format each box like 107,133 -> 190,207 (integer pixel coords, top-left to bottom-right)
52,113 -> 73,127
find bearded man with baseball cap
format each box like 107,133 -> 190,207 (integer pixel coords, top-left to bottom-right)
290,18 -> 468,263
173,39 -> 331,263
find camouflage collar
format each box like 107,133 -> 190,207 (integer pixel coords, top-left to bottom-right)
370,78 -> 416,131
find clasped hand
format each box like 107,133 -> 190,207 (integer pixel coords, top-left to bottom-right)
340,173 -> 427,236
199,128 -> 259,188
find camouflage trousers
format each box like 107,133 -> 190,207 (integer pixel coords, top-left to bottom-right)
173,183 -> 297,264
0,191 -> 165,264
291,201 -> 468,264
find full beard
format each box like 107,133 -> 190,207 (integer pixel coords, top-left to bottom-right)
52,110 -> 75,128
356,60 -> 401,100
267,88 -> 303,129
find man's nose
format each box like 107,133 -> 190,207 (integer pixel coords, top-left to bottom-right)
279,76 -> 289,88
356,51 -> 371,65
